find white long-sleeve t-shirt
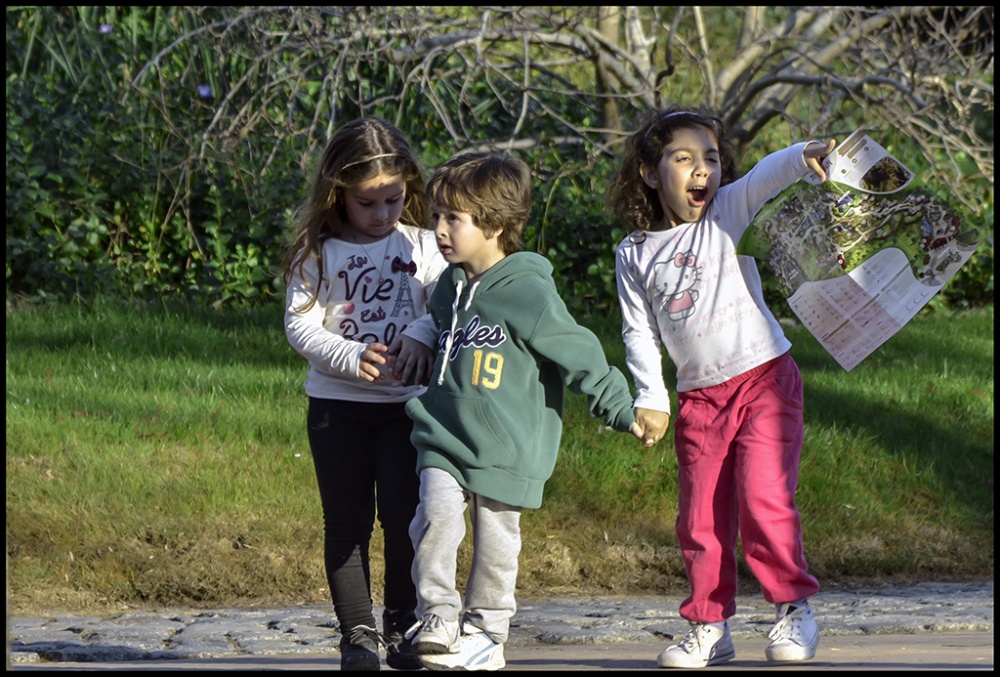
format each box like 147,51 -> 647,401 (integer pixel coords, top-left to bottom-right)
615,142 -> 814,414
284,223 -> 448,403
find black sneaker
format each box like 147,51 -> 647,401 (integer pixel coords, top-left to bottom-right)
341,624 -> 382,671
383,610 -> 424,671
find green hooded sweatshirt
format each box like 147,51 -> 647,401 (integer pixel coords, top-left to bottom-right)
406,251 -> 636,509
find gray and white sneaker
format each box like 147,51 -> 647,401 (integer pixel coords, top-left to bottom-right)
419,630 -> 505,671
404,613 -> 461,656
766,599 -> 819,661
657,621 -> 735,669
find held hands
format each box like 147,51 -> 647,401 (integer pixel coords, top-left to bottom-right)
358,337 -> 435,386
357,342 -> 391,383
803,139 -> 837,184
386,334 -> 435,387
632,407 -> 671,448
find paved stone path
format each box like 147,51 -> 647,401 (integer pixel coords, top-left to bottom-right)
8,581 -> 993,665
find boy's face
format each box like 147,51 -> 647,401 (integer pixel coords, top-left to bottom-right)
340,172 -> 406,243
431,204 -> 505,278
641,125 -> 721,230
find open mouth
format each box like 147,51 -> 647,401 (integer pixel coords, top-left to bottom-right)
687,186 -> 707,207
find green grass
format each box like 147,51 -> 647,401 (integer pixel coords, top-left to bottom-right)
5,298 -> 993,615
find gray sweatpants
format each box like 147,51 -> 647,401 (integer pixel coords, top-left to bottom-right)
409,467 -> 522,644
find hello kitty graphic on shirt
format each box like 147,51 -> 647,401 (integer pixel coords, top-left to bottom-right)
652,250 -> 701,321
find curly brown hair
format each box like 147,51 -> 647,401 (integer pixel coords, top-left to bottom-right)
608,107 -> 737,236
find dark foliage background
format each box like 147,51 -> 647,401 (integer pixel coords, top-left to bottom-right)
6,7 -> 993,315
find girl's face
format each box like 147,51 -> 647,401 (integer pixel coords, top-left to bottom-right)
641,125 -> 722,230
340,172 -> 406,243
431,204 -> 504,278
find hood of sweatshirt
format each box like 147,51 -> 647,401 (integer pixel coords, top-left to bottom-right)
406,252 -> 636,509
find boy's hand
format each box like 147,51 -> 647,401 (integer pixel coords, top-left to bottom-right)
386,335 -> 434,386
804,139 -> 837,183
635,407 -> 670,447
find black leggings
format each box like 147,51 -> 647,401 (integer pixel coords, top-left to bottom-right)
307,397 -> 420,632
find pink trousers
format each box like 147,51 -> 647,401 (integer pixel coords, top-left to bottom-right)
674,352 -> 819,622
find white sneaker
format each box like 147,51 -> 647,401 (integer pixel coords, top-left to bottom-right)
418,631 -> 505,671
405,613 -> 461,655
766,600 -> 820,661
657,622 -> 735,668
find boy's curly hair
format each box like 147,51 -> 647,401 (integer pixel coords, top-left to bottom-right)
609,107 -> 737,235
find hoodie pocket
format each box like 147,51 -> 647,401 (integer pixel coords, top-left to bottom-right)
410,391 -> 518,470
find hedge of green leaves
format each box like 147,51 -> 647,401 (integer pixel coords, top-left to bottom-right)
6,7 -> 993,314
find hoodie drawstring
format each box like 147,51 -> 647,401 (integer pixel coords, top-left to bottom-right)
437,279 -> 463,386
435,278 -> 482,386
463,279 -> 480,311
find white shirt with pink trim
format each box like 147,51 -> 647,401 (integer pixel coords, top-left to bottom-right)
615,142 -> 813,414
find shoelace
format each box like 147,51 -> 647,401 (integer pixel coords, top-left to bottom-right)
403,616 -> 431,641
403,614 -> 455,644
350,624 -> 390,649
767,607 -> 805,641
678,625 -> 712,653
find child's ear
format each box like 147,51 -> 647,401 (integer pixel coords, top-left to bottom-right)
640,165 -> 660,189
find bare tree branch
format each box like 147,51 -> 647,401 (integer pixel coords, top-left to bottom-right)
128,6 -> 993,216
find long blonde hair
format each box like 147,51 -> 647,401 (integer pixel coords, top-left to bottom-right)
281,116 -> 429,310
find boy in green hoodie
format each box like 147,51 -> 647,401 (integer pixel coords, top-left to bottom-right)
403,152 -> 644,671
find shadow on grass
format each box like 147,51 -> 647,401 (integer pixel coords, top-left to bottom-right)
789,308 -> 993,526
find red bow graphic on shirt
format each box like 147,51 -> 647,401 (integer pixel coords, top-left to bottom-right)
673,252 -> 697,267
392,256 -> 417,275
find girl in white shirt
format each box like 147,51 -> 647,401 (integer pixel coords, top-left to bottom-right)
282,116 -> 448,671
609,108 -> 835,669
